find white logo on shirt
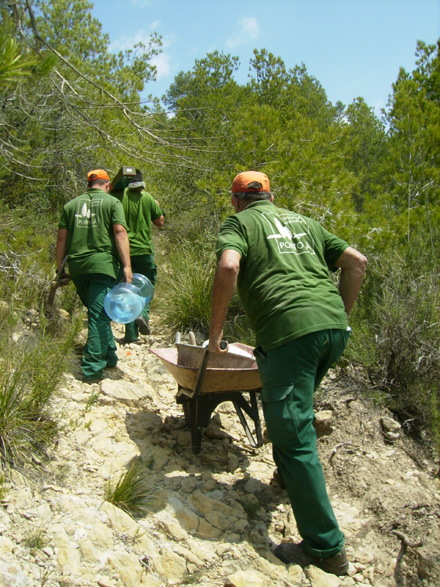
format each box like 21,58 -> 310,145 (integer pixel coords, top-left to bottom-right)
263,213 -> 315,255
75,198 -> 102,227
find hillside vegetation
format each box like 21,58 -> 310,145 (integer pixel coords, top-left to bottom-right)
0,0 -> 439,492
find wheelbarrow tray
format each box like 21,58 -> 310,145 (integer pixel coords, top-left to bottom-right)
150,342 -> 263,453
150,343 -> 261,393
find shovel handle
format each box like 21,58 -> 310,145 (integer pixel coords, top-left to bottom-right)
56,255 -> 68,278
46,255 -> 68,312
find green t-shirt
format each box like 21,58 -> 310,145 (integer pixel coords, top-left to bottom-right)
216,200 -> 349,351
118,188 -> 163,256
58,188 -> 127,279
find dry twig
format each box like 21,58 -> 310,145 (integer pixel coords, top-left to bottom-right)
329,442 -> 359,463
391,529 -> 423,563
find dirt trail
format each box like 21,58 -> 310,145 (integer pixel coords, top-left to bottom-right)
2,315 -> 439,586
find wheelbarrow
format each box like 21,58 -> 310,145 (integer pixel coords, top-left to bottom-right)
149,337 -> 263,454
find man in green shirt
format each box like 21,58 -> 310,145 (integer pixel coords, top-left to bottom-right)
56,169 -> 132,382
116,170 -> 164,343
209,171 -> 367,576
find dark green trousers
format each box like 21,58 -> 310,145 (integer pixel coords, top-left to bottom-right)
72,273 -> 118,379
119,255 -> 157,342
254,328 -> 350,558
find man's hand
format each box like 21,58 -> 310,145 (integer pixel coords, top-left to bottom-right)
122,266 -> 133,284
208,335 -> 229,354
54,251 -> 69,286
57,270 -> 71,287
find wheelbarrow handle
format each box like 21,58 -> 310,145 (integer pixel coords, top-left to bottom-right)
193,340 -> 227,400
193,348 -> 210,401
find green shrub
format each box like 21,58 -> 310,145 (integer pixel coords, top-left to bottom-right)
349,248 -> 440,449
0,204 -> 82,470
0,205 -> 58,310
0,472 -> 7,500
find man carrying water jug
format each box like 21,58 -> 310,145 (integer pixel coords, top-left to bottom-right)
208,171 -> 367,576
55,169 -> 132,383
115,169 -> 164,343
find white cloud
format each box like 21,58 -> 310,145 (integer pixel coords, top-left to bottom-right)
160,32 -> 176,50
108,25 -> 173,81
242,17 -> 260,39
226,17 -> 260,48
109,31 -> 151,53
109,27 -> 172,53
151,53 -> 171,78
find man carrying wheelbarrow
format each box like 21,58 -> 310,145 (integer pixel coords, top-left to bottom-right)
208,171 -> 367,576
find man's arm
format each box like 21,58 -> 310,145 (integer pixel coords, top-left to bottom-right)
153,215 -> 164,228
55,228 -> 68,272
152,198 -> 164,227
113,224 -> 133,283
334,246 -> 367,316
208,249 -> 241,353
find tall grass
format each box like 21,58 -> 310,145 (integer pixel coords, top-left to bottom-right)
0,308 -> 78,469
104,458 -> 163,517
157,239 -> 217,337
157,238 -> 253,344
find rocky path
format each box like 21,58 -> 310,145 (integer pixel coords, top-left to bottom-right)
0,319 -> 439,586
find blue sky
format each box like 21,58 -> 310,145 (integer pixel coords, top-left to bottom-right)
90,0 -> 440,115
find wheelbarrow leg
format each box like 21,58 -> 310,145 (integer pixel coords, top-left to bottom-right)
177,389 -> 212,454
232,391 -> 263,448
188,348 -> 211,454
177,393 -> 204,453
180,390 -> 263,452
250,390 -> 263,447
193,394 -> 226,453
189,398 -> 203,454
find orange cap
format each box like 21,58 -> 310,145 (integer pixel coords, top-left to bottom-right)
231,171 -> 270,193
87,169 -> 110,181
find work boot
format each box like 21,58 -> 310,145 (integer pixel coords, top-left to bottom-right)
135,316 -> 150,335
273,542 -> 349,576
82,375 -> 104,384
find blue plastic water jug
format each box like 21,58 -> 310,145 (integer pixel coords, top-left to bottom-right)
104,273 -> 154,324
131,273 -> 154,302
